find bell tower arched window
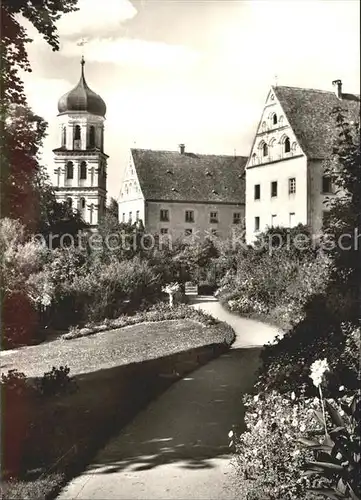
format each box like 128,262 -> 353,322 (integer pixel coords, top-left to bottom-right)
73,125 -> 81,149
80,197 -> 86,215
89,126 -> 95,148
62,126 -> 66,147
80,161 -> 87,179
66,161 -> 74,179
284,137 -> 291,153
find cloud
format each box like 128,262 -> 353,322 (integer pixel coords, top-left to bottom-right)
56,0 -> 137,37
61,37 -> 200,70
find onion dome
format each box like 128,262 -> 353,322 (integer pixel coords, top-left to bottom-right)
57,57 -> 106,117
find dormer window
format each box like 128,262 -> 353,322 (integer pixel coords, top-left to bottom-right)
284,137 -> 291,153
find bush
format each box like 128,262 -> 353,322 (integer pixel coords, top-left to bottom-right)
1,366 -> 76,399
234,391 -> 332,499
2,292 -> 39,348
62,302 -> 219,340
35,365 -> 76,397
217,230 -> 330,330
258,317 -> 361,396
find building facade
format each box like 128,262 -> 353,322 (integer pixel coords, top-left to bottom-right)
53,57 -> 108,227
118,146 -> 247,241
245,80 -> 360,243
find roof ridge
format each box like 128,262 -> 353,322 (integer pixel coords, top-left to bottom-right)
131,148 -> 247,159
274,85 -> 334,95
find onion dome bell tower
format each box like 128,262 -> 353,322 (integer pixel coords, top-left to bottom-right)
53,57 -> 108,227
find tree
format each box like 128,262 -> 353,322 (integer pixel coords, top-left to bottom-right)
323,108 -> 361,320
106,197 -> 119,220
0,0 -> 79,224
1,0 -> 78,107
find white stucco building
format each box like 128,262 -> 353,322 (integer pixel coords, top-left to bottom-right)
118,145 -> 247,241
245,80 -> 360,244
53,57 -> 108,227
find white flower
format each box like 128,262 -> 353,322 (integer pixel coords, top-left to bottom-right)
300,423 -> 306,432
253,395 -> 259,402
310,358 -> 329,387
291,392 -> 296,401
339,385 -> 345,391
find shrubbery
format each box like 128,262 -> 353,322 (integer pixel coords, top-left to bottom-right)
63,302 -> 219,340
1,365 -> 76,400
217,226 -> 330,330
233,110 -> 361,499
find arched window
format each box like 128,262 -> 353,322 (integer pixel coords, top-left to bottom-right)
273,113 -> 277,125
263,143 -> 268,156
74,125 -> 81,140
66,161 -> 74,179
284,137 -> 291,153
79,197 -> 86,214
89,126 -> 95,148
73,125 -> 81,149
62,126 -> 66,146
80,161 -> 87,180
66,197 -> 72,208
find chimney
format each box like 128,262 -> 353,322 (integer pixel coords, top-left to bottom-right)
179,143 -> 185,154
332,79 -> 342,99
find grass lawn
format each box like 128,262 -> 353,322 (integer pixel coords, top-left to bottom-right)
1,317 -> 234,499
0,319 -> 230,378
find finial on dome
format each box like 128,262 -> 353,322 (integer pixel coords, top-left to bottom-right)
81,55 -> 85,66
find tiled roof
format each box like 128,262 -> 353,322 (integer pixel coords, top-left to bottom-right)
273,86 -> 360,159
131,149 -> 247,203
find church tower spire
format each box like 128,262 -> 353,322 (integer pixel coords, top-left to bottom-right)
53,57 -> 108,227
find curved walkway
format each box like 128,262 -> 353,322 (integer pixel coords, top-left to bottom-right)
58,297 -> 279,500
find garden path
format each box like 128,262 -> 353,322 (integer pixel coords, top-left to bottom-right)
57,297 -> 279,500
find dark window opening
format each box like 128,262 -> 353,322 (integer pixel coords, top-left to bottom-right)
89,126 -> 95,148
160,209 -> 169,222
322,175 -> 332,193
284,137 -> 291,153
263,143 -> 268,156
255,216 -> 260,231
254,184 -> 261,200
80,161 -> 87,179
233,212 -> 241,224
273,114 -> 277,125
271,181 -> 278,197
185,210 -> 194,223
66,161 -> 74,179
210,211 -> 218,223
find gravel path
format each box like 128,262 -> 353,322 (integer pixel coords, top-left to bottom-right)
57,297 -> 279,499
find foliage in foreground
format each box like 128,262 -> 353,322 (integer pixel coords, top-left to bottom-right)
299,393 -> 360,500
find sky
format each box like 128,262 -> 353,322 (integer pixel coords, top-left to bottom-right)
21,0 -> 360,201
